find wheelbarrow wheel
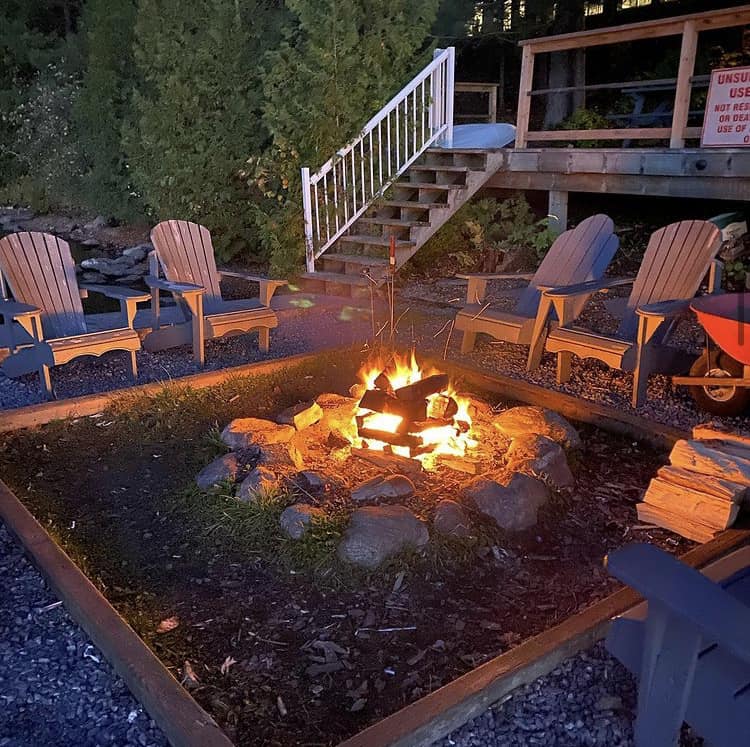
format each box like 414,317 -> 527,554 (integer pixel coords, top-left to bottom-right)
688,350 -> 750,416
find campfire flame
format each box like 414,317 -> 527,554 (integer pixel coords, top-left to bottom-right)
355,352 -> 476,468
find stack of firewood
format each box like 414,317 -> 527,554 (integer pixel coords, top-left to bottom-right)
638,425 -> 750,542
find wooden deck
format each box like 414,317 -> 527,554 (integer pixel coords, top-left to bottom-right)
485,147 -> 750,202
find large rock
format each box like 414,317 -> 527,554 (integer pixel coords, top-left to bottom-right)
338,505 -> 428,569
196,453 -> 240,491
505,433 -> 574,489
351,474 -> 415,502
122,244 -> 151,262
464,473 -> 549,532
295,471 -> 329,495
222,418 -> 295,450
433,500 -> 473,538
280,503 -> 326,539
276,401 -> 323,431
494,406 -> 581,449
315,393 -> 358,441
237,466 -> 278,501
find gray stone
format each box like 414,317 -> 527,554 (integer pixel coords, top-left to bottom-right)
81,237 -> 101,247
221,417 -> 295,450
295,471 -> 329,494
338,505 -> 428,569
81,271 -> 107,284
84,215 -> 107,231
464,473 -> 549,532
494,406 -> 581,449
196,452 -> 239,491
280,503 -> 326,539
505,433 -> 574,489
433,499 -> 473,538
79,256 -> 137,277
351,474 -> 415,502
122,244 -> 151,262
276,400 -> 323,430
315,393 -> 358,441
237,466 -> 278,501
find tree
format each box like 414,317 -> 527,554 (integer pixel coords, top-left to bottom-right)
74,0 -> 139,218
257,0 -> 440,275
125,0 -> 274,259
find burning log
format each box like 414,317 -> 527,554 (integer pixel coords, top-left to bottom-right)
394,374 -> 449,402
358,428 -> 423,450
350,447 -> 422,475
374,371 -> 393,392
427,395 -> 458,421
358,390 -> 427,421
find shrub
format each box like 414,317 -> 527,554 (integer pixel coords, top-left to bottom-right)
557,107 -> 612,148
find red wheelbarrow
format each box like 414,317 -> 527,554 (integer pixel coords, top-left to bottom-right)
673,293 -> 750,415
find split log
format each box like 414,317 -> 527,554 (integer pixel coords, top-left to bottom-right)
643,477 -> 739,530
692,425 -> 750,451
349,447 -> 422,476
656,466 -> 747,504
358,390 -> 426,421
670,439 -> 750,486
636,503 -> 717,543
437,454 -> 487,475
358,428 -> 422,450
427,395 -> 458,421
374,372 -> 393,392
394,374 -> 449,401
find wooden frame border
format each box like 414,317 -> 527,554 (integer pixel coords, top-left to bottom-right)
0,478 -> 234,747
339,529 -> 750,747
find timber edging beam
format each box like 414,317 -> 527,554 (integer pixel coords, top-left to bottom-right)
0,479 -> 235,747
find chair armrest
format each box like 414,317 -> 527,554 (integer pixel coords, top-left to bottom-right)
80,284 -> 151,303
455,272 -> 535,281
219,271 -> 288,306
635,299 -> 692,318
542,277 -> 635,300
145,276 -> 205,297
0,299 -> 42,320
607,543 -> 750,664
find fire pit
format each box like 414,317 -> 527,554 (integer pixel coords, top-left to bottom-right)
355,353 -> 477,467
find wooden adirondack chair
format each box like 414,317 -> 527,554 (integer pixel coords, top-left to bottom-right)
0,232 -> 150,397
605,542 -> 750,747
454,213 -> 619,355
535,220 -> 722,407
145,220 -> 287,364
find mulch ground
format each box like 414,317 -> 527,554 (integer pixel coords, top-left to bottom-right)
0,351 -> 696,746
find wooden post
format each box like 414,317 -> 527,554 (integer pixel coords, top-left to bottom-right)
548,190 -> 568,235
516,46 -> 534,148
669,20 -> 698,148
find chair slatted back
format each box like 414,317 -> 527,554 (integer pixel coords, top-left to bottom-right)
516,214 -> 618,318
150,220 -> 222,307
618,220 -> 722,340
0,231 -> 86,337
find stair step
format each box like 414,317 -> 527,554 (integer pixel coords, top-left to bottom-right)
338,234 -> 415,248
380,201 -> 449,210
300,271 -> 372,287
409,164 -> 473,173
358,217 -> 429,227
394,181 -> 466,191
321,253 -> 389,267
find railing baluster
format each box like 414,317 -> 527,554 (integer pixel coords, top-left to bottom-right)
360,139 -> 367,205
396,101 -> 401,171
332,164 -> 340,233
421,80 -> 425,146
342,156 -> 349,224
323,172 -> 331,241
368,130 -> 374,197
351,148 -> 357,215
378,120 -> 383,185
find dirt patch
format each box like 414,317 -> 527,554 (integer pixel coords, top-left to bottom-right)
0,352 -> 694,746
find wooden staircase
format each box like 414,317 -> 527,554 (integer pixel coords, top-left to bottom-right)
300,147 -> 506,298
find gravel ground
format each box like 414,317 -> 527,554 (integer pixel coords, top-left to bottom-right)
0,523 -> 167,747
439,643 -> 701,747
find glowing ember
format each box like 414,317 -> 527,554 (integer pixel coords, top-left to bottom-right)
354,352 -> 477,468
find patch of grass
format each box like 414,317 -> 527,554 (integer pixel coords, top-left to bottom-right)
280,510 -> 348,574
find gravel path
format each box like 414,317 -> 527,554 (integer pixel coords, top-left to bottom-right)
0,523 -> 166,747
440,643 -> 701,747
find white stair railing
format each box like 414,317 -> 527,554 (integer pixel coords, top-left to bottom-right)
301,47 -> 455,273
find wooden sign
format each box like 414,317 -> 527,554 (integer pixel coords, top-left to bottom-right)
702,66 -> 750,147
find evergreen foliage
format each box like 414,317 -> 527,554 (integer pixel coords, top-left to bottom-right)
74,0 -> 139,219
125,0 -> 274,260
254,0 -> 440,275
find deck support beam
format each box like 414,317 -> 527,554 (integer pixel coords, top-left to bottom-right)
548,190 -> 569,235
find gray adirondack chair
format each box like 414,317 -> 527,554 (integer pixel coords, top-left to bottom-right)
454,213 -> 619,355
145,220 -> 287,365
606,542 -> 750,747
0,232 -> 150,397
535,220 -> 722,407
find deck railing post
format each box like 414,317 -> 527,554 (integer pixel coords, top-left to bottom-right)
670,19 -> 698,148
445,46 -> 455,146
431,48 -> 443,137
300,167 -> 315,273
516,46 -> 534,148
